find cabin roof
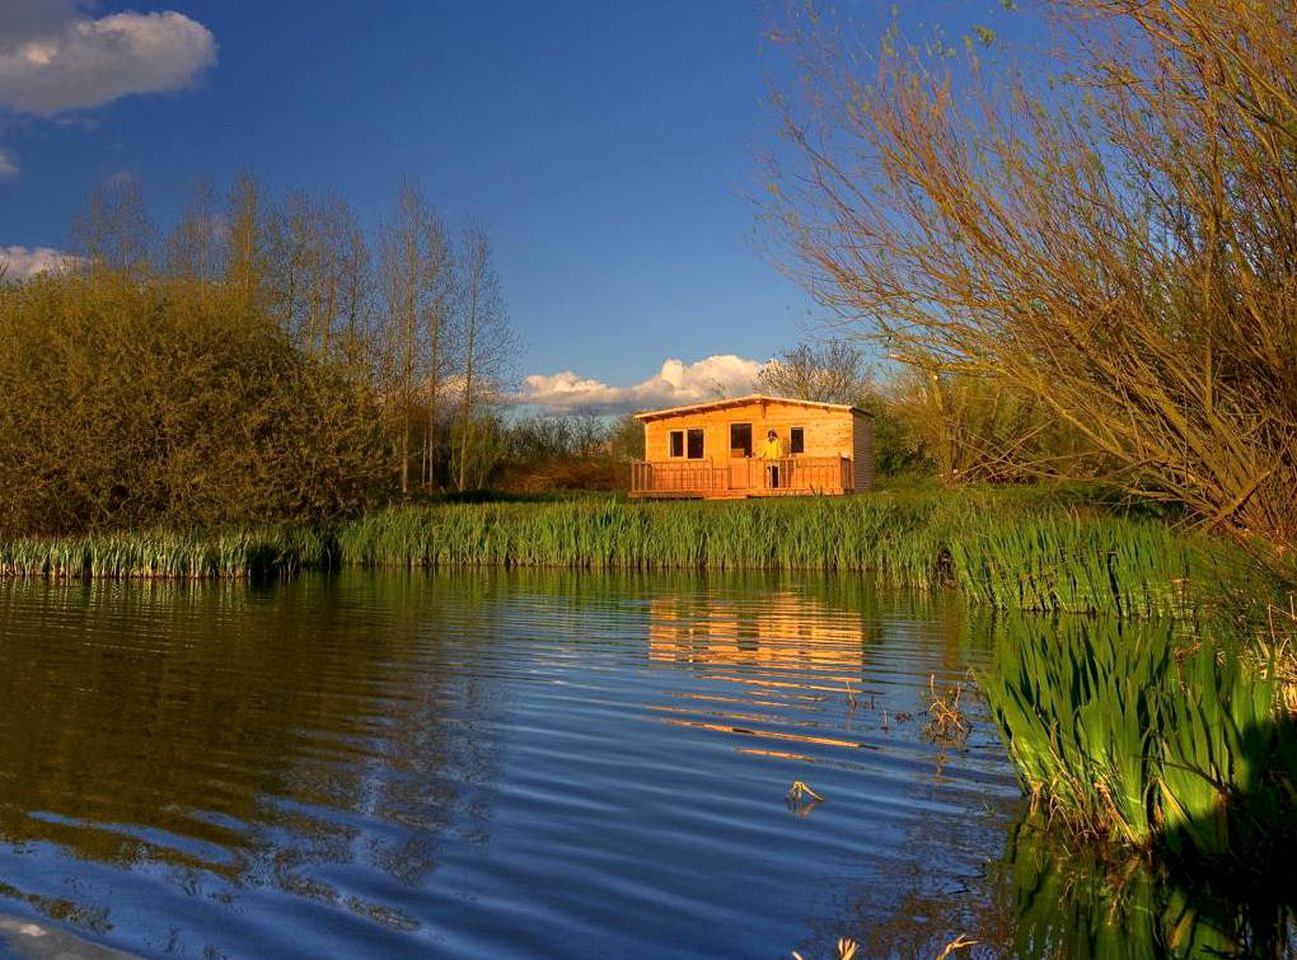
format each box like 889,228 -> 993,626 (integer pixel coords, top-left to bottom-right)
633,393 -> 870,421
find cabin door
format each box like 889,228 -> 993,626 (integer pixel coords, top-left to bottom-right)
729,423 -> 753,491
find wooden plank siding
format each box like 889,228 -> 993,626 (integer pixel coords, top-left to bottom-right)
631,395 -> 873,500
851,409 -> 874,492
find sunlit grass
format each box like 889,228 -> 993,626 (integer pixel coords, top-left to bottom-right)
0,487 -> 1262,626
334,487 -> 1251,618
0,525 -> 334,580
979,615 -> 1297,859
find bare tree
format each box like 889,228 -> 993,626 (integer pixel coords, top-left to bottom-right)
377,177 -> 451,495
757,339 -> 871,404
453,222 -> 514,491
265,191 -> 311,346
766,0 -> 1297,562
71,176 -> 154,274
336,204 -> 375,369
265,191 -> 371,362
165,178 -> 223,284
225,172 -> 266,311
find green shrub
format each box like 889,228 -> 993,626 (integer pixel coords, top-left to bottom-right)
0,271 -> 390,534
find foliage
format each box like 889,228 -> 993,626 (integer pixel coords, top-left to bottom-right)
767,0 -> 1297,565
0,271 -> 389,535
756,338 -> 1089,481
757,339 -> 871,404
604,414 -> 645,462
852,389 -> 929,479
757,338 -> 930,478
887,369 -> 1103,485
449,414 -> 509,493
0,171 -> 520,536
492,413 -> 644,492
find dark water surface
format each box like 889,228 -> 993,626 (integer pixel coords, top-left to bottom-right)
0,571 -> 1258,959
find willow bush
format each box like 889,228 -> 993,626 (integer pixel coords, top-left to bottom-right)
768,0 -> 1297,569
0,270 -> 390,535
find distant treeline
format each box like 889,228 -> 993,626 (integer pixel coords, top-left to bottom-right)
0,174 -> 520,535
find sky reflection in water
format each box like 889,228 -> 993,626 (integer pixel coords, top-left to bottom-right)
0,571 -> 1277,959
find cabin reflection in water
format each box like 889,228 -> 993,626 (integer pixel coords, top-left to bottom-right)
647,592 -> 871,671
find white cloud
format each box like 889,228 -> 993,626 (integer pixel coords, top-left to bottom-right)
0,148 -> 16,179
0,245 -> 82,280
519,354 -> 767,414
0,9 -> 217,116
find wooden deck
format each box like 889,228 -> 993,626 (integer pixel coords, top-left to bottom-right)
629,457 -> 853,499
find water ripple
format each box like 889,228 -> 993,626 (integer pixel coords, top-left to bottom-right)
0,571 -> 1020,959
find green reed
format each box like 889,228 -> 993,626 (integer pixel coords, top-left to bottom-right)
0,488 -> 1254,624
0,525 -> 334,580
334,490 -> 1242,618
980,614 -> 1297,860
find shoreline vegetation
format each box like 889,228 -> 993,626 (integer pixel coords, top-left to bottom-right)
0,485 -> 1256,615
751,0 -> 1297,942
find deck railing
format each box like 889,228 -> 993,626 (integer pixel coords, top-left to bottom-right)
758,456 -> 852,494
630,456 -> 852,498
630,460 -> 729,496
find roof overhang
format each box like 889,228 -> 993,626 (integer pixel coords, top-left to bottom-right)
633,393 -> 870,421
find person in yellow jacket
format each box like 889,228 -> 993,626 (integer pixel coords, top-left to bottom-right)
761,428 -> 785,488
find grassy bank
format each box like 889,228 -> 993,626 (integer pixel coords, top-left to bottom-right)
0,486 -> 1258,619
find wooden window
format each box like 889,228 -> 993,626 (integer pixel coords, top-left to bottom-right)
686,428 -> 705,460
669,430 -> 684,458
730,423 -> 752,458
790,426 -> 805,454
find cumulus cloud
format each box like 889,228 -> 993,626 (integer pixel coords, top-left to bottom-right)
0,7 -> 217,116
0,1 -> 81,48
0,149 -> 16,179
0,245 -> 82,280
519,354 -> 767,414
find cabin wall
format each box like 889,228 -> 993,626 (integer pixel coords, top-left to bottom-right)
852,410 -> 874,492
641,401 -> 859,468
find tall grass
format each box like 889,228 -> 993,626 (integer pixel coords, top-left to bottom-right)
0,488 -> 1257,622
0,525 -> 334,580
335,489 -> 1246,618
980,614 -> 1297,860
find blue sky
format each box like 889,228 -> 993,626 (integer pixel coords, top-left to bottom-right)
0,0 -> 1032,411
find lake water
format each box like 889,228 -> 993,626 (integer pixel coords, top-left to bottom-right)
0,572 -> 1270,959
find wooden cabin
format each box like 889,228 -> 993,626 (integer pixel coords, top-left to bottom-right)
629,394 -> 873,499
